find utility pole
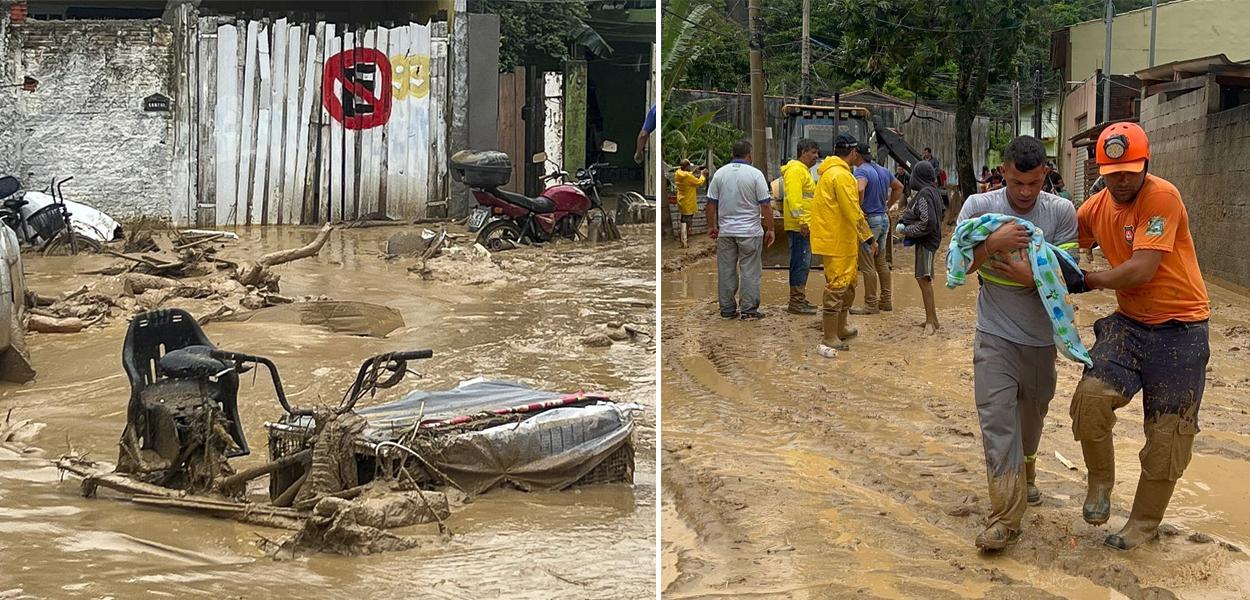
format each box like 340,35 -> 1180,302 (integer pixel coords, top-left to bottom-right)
748,0 -> 768,172
800,0 -> 811,104
1032,69 -> 1043,139
1012,82 -> 1020,137
1102,0 -> 1113,123
1149,0 -> 1159,67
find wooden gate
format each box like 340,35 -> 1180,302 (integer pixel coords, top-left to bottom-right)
196,18 -> 446,226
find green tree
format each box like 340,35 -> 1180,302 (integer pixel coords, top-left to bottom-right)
478,0 -> 611,72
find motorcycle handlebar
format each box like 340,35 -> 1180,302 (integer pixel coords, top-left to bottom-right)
387,349 -> 434,361
209,350 -> 308,416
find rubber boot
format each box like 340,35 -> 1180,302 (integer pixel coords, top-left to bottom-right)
820,288 -> 849,352
838,288 -> 858,339
787,286 -> 816,315
850,301 -> 878,316
1026,460 -> 1041,506
1081,436 -> 1116,525
1105,476 -> 1177,550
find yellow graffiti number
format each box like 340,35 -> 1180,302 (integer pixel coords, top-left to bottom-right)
391,54 -> 430,101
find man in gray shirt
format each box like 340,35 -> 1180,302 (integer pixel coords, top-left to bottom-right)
706,140 -> 776,319
956,136 -> 1078,551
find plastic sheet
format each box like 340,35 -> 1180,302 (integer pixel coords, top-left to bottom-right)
423,402 -> 638,493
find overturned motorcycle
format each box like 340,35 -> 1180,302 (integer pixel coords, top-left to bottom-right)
57,309 -> 639,556
450,141 -> 624,251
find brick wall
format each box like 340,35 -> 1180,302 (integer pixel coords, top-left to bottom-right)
8,19 -> 174,220
1141,83 -> 1250,288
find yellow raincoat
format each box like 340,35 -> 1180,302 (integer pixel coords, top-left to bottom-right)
780,159 -> 814,232
673,168 -> 705,216
811,155 -> 873,288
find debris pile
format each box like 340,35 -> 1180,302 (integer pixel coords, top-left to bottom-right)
581,321 -> 654,348
26,224 -> 333,333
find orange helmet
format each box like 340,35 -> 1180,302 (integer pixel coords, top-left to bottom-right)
1096,122 -> 1149,175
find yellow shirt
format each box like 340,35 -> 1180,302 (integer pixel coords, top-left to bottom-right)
673,169 -> 705,216
810,155 -> 873,259
780,159 -> 814,232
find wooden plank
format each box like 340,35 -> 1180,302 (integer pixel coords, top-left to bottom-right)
292,29 -> 317,225
236,21 -> 260,227
195,21 -> 215,227
327,30 -> 344,222
213,23 -> 238,228
251,23 -> 272,226
168,4 -> 192,226
281,23 -> 302,225
358,26 -> 381,217
314,23 -> 332,223
265,18 -> 288,226
385,24 -> 408,218
407,23 -> 431,221
428,33 -> 449,218
342,30 -> 357,220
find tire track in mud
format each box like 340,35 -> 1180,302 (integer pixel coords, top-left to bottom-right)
661,249 -> 1250,600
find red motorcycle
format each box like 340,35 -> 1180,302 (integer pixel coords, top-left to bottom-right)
451,141 -> 620,251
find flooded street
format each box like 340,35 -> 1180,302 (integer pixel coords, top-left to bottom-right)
0,225 -> 656,599
661,237 -> 1250,599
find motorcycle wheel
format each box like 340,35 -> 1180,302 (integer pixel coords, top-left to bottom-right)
477,219 -> 523,252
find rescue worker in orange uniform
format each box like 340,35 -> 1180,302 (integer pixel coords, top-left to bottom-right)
1070,122 -> 1211,550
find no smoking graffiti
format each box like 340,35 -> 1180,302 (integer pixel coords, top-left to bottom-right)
322,48 -> 392,130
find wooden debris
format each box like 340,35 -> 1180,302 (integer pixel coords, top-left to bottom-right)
1055,451 -> 1078,470
215,449 -> 311,494
27,314 -> 85,334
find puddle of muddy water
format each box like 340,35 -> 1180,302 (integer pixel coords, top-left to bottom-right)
661,239 -> 1250,600
1,225 -> 656,599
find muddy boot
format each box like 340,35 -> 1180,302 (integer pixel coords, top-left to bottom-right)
1081,436 -> 1116,525
1026,460 -> 1041,506
850,302 -> 878,316
977,469 -> 1027,551
819,288 -> 849,355
787,287 -> 817,315
837,305 -> 858,339
975,522 -> 1021,551
1105,476 -> 1177,550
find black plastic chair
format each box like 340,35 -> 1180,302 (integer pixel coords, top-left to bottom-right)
122,309 -> 249,457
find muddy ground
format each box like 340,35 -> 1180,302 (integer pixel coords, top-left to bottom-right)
0,224 -> 656,599
662,234 -> 1250,599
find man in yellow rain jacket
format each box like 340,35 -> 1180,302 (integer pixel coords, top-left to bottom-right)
673,159 -> 707,247
811,134 -> 876,358
780,138 -> 820,314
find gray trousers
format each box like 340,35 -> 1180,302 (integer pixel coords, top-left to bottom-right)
973,331 -> 1057,529
717,235 -> 763,315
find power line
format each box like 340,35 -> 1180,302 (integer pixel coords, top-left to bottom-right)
661,7 -> 739,42
866,14 -> 1026,33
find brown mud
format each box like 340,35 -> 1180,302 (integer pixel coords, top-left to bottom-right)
0,225 -> 655,599
662,237 -> 1250,599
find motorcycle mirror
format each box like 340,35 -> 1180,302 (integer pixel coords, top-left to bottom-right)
601,140 -> 618,154
531,151 -> 548,164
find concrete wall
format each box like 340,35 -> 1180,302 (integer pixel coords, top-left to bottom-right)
1061,76 -> 1099,202
9,19 -> 174,220
1018,98 -> 1061,157
1068,0 -> 1250,80
1140,80 -> 1250,288
0,8 -> 17,178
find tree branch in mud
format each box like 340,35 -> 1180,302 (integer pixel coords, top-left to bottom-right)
236,224 -> 333,288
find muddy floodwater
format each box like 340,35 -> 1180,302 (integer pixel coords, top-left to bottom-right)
0,225 -> 656,599
662,236 -> 1250,599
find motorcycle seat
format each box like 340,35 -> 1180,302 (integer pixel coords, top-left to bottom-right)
493,188 -> 556,214
2,198 -> 25,210
157,345 -> 229,379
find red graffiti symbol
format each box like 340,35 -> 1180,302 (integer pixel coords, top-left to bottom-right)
323,48 -> 392,130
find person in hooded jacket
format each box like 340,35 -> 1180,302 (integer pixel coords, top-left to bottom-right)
896,160 -> 944,335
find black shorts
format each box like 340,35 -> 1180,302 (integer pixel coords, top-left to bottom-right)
680,214 -> 693,224
914,246 -> 935,280
1085,312 -> 1210,423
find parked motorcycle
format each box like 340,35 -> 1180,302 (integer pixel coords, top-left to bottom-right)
0,175 -> 115,255
450,141 -> 622,251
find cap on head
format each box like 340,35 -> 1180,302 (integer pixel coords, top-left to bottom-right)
856,142 -> 873,160
1096,122 -> 1150,175
834,134 -> 859,150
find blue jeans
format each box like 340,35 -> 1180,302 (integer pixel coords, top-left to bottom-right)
857,214 -> 892,307
788,230 -> 811,287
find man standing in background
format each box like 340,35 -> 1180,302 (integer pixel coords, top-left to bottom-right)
810,135 -> 876,357
780,138 -> 820,315
706,140 -> 775,320
851,142 -> 903,314
673,159 -> 707,248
